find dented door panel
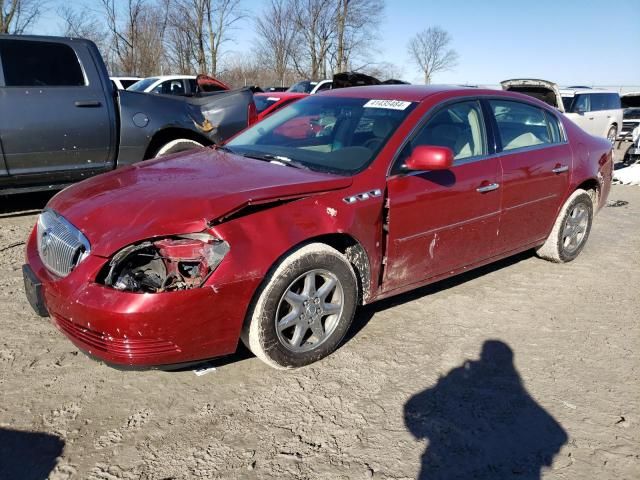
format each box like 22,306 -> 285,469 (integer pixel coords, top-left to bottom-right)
383,158 -> 501,292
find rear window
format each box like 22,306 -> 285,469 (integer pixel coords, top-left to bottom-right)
0,40 -> 85,87
254,96 -> 280,114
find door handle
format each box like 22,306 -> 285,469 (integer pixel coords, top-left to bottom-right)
552,165 -> 569,174
476,183 -> 500,193
74,100 -> 102,108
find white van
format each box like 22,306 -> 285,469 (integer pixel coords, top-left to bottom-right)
501,79 -> 623,142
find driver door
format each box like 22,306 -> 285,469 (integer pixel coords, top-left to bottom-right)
383,100 -> 501,293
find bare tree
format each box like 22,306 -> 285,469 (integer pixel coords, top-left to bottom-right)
100,0 -> 170,76
0,0 -> 42,34
407,26 -> 458,84
166,0 -> 244,75
253,0 -> 297,87
59,6 -> 107,47
289,0 -> 334,79
333,0 -> 384,73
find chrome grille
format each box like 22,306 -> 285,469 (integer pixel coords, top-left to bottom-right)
37,210 -> 90,277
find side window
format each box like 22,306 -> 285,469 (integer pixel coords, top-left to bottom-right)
606,93 -> 621,110
0,40 -> 84,87
590,94 -> 608,111
411,100 -> 486,161
573,94 -> 590,113
544,111 -> 563,143
489,100 -> 552,151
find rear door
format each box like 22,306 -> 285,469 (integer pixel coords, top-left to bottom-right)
487,99 -> 571,253
383,99 -> 501,291
0,38 -> 114,179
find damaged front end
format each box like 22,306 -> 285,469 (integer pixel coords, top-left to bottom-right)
101,234 -> 230,293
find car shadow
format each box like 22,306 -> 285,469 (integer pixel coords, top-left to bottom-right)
0,428 -> 64,479
187,251 -> 535,372
0,191 -> 55,218
344,250 -> 534,345
404,340 -> 567,479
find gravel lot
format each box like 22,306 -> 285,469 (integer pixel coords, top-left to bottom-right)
1,152 -> 638,479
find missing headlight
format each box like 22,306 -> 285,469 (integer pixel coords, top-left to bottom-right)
103,235 -> 230,293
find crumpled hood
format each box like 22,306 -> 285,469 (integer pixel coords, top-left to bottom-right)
48,149 -> 352,256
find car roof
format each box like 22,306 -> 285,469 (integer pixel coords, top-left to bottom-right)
321,84 -> 492,102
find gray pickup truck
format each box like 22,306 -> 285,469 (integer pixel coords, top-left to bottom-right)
0,35 -> 255,195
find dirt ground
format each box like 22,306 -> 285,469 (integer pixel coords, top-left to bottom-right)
1,156 -> 639,478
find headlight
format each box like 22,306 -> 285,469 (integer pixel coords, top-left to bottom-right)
632,126 -> 640,144
102,234 -> 230,293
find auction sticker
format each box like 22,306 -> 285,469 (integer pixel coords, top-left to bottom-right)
363,99 -> 412,110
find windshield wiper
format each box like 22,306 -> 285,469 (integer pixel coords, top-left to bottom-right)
238,152 -> 311,170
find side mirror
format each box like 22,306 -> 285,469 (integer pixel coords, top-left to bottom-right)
574,105 -> 587,115
405,145 -> 454,171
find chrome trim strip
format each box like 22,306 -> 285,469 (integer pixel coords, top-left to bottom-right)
395,210 -> 501,244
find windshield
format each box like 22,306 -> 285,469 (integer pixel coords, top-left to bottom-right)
127,77 -> 159,91
254,96 -> 280,114
225,96 -> 416,175
287,81 -> 316,93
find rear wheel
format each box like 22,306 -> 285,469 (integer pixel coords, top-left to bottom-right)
607,126 -> 617,144
242,243 -> 358,369
154,138 -> 204,157
536,189 -> 593,263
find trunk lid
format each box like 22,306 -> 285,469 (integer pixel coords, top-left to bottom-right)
501,79 -> 565,112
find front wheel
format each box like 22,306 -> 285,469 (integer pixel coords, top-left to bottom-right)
536,189 -> 593,263
242,243 -> 358,369
607,126 -> 617,144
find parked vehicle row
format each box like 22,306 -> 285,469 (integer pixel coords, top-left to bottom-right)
501,79 -> 623,142
0,36 -> 256,195
23,83 -> 613,370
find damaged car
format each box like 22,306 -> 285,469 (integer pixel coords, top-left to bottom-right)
24,85 -> 613,370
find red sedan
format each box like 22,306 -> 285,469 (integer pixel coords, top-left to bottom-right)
23,85 -> 613,369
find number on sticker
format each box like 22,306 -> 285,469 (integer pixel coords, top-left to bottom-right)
363,99 -> 412,110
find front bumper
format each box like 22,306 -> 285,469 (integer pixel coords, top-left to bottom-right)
24,228 -> 260,368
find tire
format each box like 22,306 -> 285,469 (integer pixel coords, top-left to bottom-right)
606,126 -> 617,144
536,189 -> 593,263
242,243 -> 358,369
154,138 -> 204,158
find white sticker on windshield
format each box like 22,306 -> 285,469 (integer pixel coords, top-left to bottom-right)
267,97 -> 280,101
363,99 -> 412,110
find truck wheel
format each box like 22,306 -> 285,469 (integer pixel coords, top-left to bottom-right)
536,189 -> 593,263
154,139 -> 204,157
242,243 -> 358,369
606,126 -> 617,144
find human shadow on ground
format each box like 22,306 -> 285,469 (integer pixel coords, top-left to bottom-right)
0,428 -> 64,480
404,340 -> 567,480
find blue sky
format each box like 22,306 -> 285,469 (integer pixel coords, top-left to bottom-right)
35,0 -> 640,85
